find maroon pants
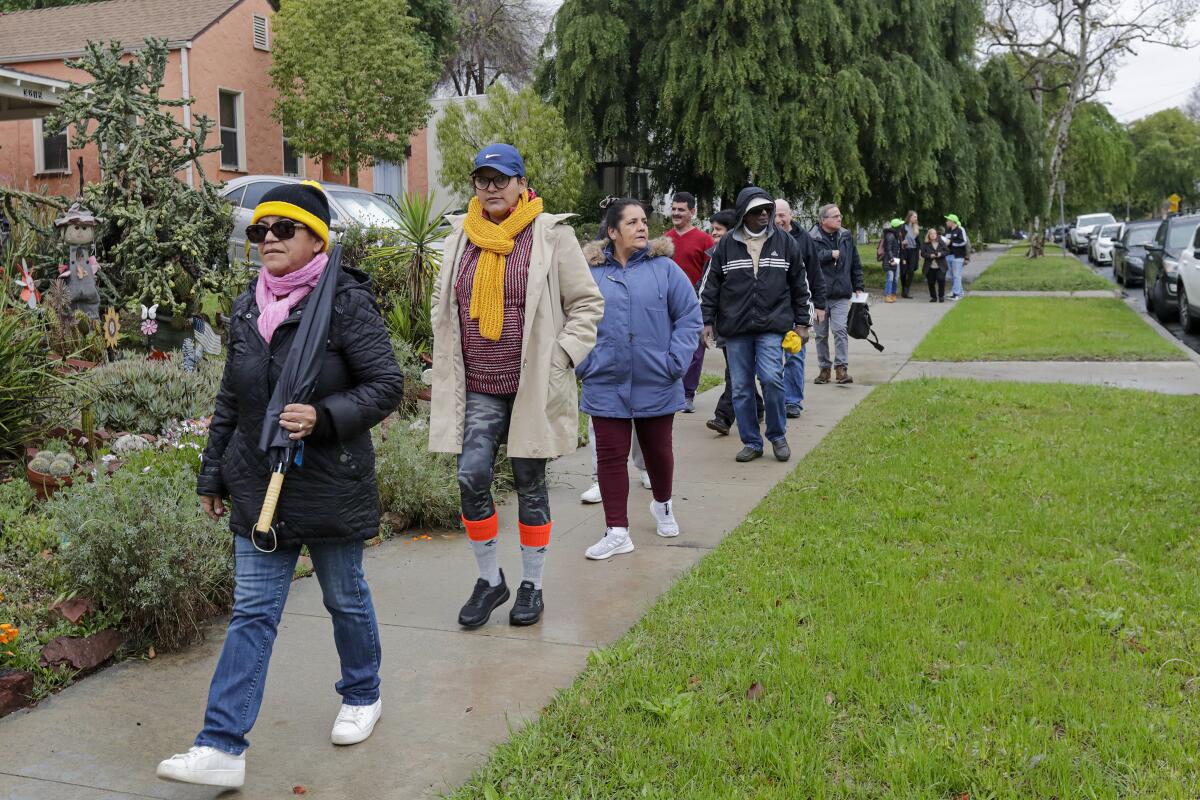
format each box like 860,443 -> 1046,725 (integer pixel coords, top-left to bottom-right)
592,415 -> 674,528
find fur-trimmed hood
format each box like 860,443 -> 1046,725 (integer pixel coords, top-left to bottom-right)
582,235 -> 675,266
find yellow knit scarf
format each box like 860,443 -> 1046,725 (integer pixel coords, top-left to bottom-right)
462,192 -> 544,341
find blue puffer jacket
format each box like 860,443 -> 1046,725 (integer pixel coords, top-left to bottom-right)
575,237 -> 703,418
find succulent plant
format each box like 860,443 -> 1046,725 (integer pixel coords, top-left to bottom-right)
46,460 -> 75,478
75,355 -> 223,435
29,456 -> 53,472
112,434 -> 151,454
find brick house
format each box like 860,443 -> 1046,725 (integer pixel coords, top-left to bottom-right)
0,0 -> 434,198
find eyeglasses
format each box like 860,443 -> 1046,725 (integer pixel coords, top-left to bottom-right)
246,219 -> 308,244
472,173 -> 512,191
748,206 -> 771,216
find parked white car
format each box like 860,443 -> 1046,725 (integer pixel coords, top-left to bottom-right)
1088,222 -> 1123,265
1176,223 -> 1200,334
1068,212 -> 1116,254
221,175 -> 403,264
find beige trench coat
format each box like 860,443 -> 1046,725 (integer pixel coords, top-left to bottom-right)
428,212 -> 604,459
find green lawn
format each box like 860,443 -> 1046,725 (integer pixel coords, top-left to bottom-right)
912,297 -> 1185,361
972,248 -> 1111,292
857,242 -> 886,290
450,380 -> 1200,799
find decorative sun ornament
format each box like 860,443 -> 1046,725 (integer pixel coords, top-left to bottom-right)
102,308 -> 121,348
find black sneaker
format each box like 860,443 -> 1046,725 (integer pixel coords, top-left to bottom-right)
771,438 -> 791,462
735,447 -> 763,463
509,581 -> 544,626
706,417 -> 731,435
785,403 -> 802,418
457,569 -> 510,629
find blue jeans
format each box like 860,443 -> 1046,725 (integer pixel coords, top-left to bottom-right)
783,343 -> 806,409
195,535 -> 381,755
947,255 -> 964,296
885,268 -> 898,296
724,333 -> 787,451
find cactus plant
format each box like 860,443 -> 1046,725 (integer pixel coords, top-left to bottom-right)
28,455 -> 52,472
46,460 -> 74,478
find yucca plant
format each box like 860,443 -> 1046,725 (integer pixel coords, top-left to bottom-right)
363,193 -> 449,354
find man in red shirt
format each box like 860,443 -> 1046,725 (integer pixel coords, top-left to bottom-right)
665,191 -> 714,412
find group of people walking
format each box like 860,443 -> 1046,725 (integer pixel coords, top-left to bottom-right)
157,141 -> 960,788
881,211 -> 971,303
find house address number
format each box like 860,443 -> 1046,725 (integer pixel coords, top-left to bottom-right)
22,88 -> 44,99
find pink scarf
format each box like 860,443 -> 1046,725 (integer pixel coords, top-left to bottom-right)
255,252 -> 329,343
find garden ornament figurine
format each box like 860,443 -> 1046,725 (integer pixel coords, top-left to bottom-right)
54,193 -> 104,321
14,258 -> 39,309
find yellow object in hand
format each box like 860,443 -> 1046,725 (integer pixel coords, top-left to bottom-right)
782,330 -> 803,354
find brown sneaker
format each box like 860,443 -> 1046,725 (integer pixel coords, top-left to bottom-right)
814,367 -> 832,384
835,365 -> 853,384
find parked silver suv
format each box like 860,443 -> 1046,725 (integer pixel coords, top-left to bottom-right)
221,175 -> 402,264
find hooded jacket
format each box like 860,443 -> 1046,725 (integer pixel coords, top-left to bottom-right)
198,266 -> 405,547
699,187 -> 812,338
882,227 -> 902,267
576,237 -> 703,418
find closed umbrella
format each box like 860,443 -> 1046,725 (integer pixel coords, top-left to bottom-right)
253,244 -> 342,550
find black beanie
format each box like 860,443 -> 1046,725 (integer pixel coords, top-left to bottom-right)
251,180 -> 332,251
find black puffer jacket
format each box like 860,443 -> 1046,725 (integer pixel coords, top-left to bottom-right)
197,266 -> 404,547
699,187 -> 811,338
810,225 -> 865,300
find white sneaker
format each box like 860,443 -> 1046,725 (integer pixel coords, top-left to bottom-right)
639,469 -> 652,490
156,746 -> 245,788
585,527 -> 634,560
580,482 -> 602,504
331,698 -> 382,745
650,499 -> 680,537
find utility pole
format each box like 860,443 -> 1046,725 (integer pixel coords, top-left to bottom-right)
1058,180 -> 1066,258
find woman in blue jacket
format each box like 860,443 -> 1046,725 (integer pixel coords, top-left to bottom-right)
577,198 -> 703,560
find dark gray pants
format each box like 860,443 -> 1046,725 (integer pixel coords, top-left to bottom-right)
457,392 -> 550,525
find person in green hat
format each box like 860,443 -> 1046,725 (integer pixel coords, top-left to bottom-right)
881,218 -> 904,302
942,214 -> 970,299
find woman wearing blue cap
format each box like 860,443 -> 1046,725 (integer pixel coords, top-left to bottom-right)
429,143 -> 603,629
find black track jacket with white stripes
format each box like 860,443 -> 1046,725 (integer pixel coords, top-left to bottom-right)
699,186 -> 812,339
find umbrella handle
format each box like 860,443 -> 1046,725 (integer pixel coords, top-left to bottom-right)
254,471 -> 286,534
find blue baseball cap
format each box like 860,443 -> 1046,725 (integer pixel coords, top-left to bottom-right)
472,143 -> 525,177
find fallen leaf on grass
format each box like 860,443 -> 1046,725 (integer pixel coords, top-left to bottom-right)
746,682 -> 764,700
825,692 -> 835,706
688,675 -> 701,688
952,793 -> 970,800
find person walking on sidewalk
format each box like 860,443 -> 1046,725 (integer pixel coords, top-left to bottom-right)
942,213 -> 970,299
811,204 -> 865,386
882,218 -> 903,302
429,143 -> 604,629
157,182 -> 405,788
580,416 -> 651,503
577,199 -> 702,560
664,191 -> 714,414
775,199 -> 827,419
705,210 -> 765,436
700,186 -> 812,463
921,227 -> 948,302
900,210 -> 920,299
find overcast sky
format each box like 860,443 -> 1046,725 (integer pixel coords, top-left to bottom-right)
1097,15 -> 1200,122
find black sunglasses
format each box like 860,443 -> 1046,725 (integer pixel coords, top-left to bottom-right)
246,219 -> 308,244
748,206 -> 771,216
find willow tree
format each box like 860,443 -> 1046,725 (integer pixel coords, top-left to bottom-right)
542,0 -> 1041,234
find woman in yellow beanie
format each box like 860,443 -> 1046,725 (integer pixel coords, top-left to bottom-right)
429,144 -> 603,629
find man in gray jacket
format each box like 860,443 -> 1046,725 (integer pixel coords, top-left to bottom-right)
810,204 -> 864,385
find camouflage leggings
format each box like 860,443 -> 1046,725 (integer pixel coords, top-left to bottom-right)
457,392 -> 550,526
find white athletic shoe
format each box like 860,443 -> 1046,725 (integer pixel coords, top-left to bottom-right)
639,469 -> 652,490
585,527 -> 634,560
331,698 -> 382,745
580,482 -> 602,504
156,746 -> 245,788
650,499 -> 680,537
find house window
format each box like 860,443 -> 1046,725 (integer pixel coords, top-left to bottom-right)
219,89 -> 245,171
33,118 -> 69,174
282,137 -> 303,177
252,14 -> 270,51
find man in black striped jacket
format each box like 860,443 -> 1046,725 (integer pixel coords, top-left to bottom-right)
700,186 -> 812,464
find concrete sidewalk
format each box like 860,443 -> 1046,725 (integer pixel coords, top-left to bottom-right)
0,245 -> 1077,800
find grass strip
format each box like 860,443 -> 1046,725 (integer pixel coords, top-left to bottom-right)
449,379 -> 1200,799
972,249 -> 1111,292
912,297 -> 1185,361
